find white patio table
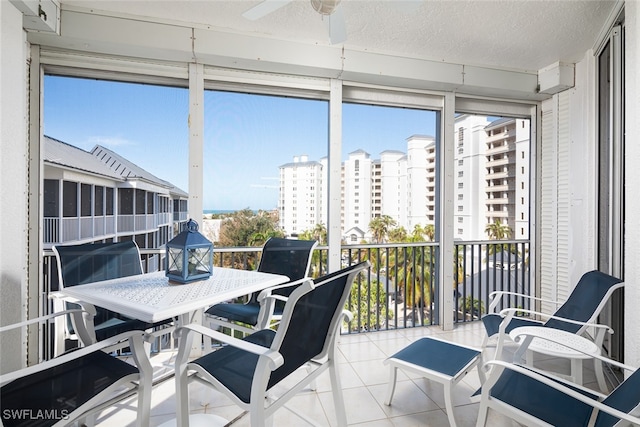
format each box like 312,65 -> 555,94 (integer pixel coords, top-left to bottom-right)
57,268 -> 289,356
58,268 -> 289,325
509,326 -> 606,391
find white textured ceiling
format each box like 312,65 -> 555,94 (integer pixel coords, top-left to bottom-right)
62,0 -> 618,72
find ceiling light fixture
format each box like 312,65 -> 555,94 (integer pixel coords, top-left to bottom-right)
310,0 -> 341,16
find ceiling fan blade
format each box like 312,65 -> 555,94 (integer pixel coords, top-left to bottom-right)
242,0 -> 292,21
325,4 -> 346,44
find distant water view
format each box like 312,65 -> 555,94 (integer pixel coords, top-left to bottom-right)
203,209 -> 238,216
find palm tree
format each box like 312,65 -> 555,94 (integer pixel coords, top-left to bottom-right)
485,220 -> 513,256
410,224 -> 426,242
424,224 -> 435,242
387,226 -> 408,243
311,223 -> 327,245
485,220 -> 512,240
368,215 -> 396,243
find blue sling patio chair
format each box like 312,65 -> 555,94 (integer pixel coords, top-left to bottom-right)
482,270 -> 623,352
481,270 -> 623,392
172,261 -> 370,427
204,237 -> 317,336
0,309 -> 152,427
52,240 -> 174,354
476,331 -> 640,427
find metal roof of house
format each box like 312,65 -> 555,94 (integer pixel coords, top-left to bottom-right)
44,135 -> 124,181
44,136 -> 188,197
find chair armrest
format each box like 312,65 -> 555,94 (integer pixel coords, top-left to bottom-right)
0,330 -> 151,386
0,309 -> 86,333
175,324 -> 284,371
509,329 -> 629,369
49,291 -> 98,316
481,360 -> 640,425
0,308 -> 97,350
499,308 -> 614,334
488,291 -> 561,313
256,277 -> 311,303
255,278 -> 313,330
341,309 -> 354,323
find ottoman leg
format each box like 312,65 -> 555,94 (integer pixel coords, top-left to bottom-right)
443,381 -> 457,427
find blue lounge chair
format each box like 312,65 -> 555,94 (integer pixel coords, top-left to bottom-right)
477,337 -> 640,427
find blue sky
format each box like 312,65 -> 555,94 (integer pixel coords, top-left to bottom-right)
44,76 -> 436,210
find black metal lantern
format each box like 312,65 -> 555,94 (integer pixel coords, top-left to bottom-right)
166,219 -> 214,283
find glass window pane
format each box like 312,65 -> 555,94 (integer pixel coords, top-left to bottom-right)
343,103 -> 437,243
44,75 -> 188,245
106,187 -> 114,216
454,114 -> 531,241
81,183 -> 92,217
44,179 -> 59,218
94,186 -> 104,216
62,181 -> 77,218
119,188 -> 134,215
204,90 -> 328,246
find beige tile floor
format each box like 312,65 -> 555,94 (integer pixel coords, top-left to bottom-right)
95,322 -> 609,426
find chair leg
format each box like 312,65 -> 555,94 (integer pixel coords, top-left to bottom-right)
307,363 -> 317,391
594,358 -> 609,393
329,362 -> 348,427
475,397 -> 489,427
384,365 -> 398,406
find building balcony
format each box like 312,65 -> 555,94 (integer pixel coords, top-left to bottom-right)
485,184 -> 513,192
485,141 -> 515,155
485,170 -> 515,180
43,212 -> 178,245
486,197 -> 514,205
485,156 -> 514,168
38,240 -> 601,426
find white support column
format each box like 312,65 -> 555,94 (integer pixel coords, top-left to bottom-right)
327,79 -> 342,273
188,62 -> 204,355
188,63 -> 204,223
439,93 -> 455,330
28,44 -> 43,364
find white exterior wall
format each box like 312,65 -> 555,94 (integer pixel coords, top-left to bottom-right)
279,158 -> 323,236
0,2 -> 29,374
343,150 -> 372,236
379,150 -> 405,225
624,0 -> 640,368
514,119 -> 531,239
454,115 -> 490,240
406,136 -> 430,230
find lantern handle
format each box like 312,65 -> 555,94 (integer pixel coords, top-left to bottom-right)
186,218 -> 199,232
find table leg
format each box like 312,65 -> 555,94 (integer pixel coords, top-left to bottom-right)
570,358 -> 583,385
177,311 -> 203,358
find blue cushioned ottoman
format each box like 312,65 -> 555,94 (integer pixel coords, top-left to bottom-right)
383,336 -> 482,427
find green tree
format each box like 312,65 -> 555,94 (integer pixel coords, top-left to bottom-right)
485,220 -> 512,240
485,220 -> 513,256
218,208 -> 283,247
346,276 -> 392,332
387,226 -> 408,243
368,215 -> 397,243
424,224 -> 435,242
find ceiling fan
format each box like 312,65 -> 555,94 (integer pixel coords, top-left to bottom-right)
242,0 -> 347,45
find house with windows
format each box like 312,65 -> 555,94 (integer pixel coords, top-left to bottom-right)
43,136 -> 188,274
1,0 -> 638,397
43,136 -> 189,255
